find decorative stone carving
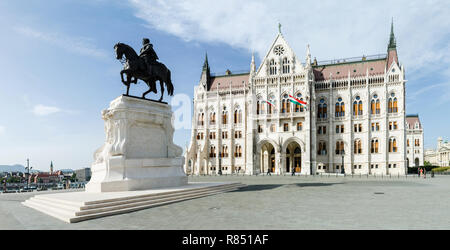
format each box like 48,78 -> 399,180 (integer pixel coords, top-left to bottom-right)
86,95 -> 186,192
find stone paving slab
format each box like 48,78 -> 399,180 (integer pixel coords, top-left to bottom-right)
1,175 -> 449,229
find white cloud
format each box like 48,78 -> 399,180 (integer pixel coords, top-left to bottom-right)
128,0 -> 449,75
14,26 -> 108,60
32,104 -> 62,116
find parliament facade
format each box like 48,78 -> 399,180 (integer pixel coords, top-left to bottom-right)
185,23 -> 409,175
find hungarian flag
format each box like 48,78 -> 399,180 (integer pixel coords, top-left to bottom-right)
265,100 -> 275,107
289,95 -> 307,107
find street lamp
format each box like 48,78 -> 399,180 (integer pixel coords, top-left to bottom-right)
218,150 -> 222,175
340,149 -> 345,174
25,158 -> 32,190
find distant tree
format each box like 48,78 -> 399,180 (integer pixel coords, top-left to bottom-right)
70,173 -> 77,182
424,161 -> 432,167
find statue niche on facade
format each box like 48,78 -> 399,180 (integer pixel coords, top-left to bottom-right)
114,38 -> 173,102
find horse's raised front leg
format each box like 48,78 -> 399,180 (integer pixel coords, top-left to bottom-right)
120,70 -> 126,84
159,80 -> 165,102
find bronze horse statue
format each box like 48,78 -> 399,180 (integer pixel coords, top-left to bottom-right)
114,42 -> 173,101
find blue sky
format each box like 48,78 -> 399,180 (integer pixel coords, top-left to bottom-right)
0,0 -> 449,171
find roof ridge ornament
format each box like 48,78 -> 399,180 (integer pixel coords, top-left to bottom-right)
278,22 -> 282,34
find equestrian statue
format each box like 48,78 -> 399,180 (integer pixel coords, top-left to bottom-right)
114,38 -> 173,101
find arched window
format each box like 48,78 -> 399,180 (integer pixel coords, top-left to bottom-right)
221,145 -> 229,157
318,98 -> 327,118
269,59 -> 277,75
268,95 -> 276,114
371,94 -> 380,115
210,146 -> 216,158
294,93 -> 305,112
335,97 -> 345,117
389,138 -> 397,153
198,112 -> 204,126
210,112 -> 216,125
371,139 -> 379,153
222,107 -> 228,124
234,106 -> 242,124
234,145 -> 242,157
281,94 -> 290,113
335,141 -> 344,155
354,139 -> 362,154
282,57 -> 290,74
318,142 -> 327,155
353,96 -> 363,117
388,93 -> 398,113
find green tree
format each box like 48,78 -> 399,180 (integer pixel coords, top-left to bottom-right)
424,161 -> 432,167
70,173 -> 77,182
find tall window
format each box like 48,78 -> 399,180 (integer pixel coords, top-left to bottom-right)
318,98 -> 327,118
371,139 -> 379,153
389,138 -> 397,153
354,139 -> 362,154
221,145 -> 229,157
295,93 -> 305,112
268,95 -> 276,114
222,110 -> 227,124
269,59 -> 277,75
335,97 -> 345,117
353,96 -> 363,117
282,57 -> 290,74
234,145 -> 242,157
281,94 -> 290,113
198,112 -> 204,126
335,141 -> 344,155
297,122 -> 303,131
318,142 -> 327,155
388,93 -> 398,113
210,146 -> 216,158
234,107 -> 242,124
371,94 -> 380,115
210,112 -> 216,125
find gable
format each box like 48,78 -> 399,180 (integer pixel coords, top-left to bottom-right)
255,33 -> 303,77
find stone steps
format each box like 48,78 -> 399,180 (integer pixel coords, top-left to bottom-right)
22,182 -> 245,223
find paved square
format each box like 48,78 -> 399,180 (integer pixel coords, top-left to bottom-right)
1,175 -> 449,229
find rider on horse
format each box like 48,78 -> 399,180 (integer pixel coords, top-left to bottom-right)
139,38 -> 158,73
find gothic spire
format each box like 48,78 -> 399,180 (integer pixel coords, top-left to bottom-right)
202,52 -> 210,71
388,18 -> 396,50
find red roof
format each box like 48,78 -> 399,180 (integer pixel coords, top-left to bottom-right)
209,74 -> 249,91
406,116 -> 421,129
313,59 -> 387,81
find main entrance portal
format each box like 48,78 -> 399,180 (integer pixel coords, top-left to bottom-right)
286,142 -> 301,173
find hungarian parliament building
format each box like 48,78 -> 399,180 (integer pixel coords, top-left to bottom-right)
184,22 -> 423,176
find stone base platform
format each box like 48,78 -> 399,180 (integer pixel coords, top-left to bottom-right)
22,182 -> 245,223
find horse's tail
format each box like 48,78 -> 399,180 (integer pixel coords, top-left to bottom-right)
166,69 -> 174,96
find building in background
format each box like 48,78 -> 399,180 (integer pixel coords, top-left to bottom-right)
74,168 -> 91,182
185,21 -> 408,175
425,137 -> 450,167
406,114 -> 424,167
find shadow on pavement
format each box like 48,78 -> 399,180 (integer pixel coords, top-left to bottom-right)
231,184 -> 284,192
287,182 -> 344,188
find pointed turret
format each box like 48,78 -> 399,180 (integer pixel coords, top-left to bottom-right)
388,18 -> 396,50
250,52 -> 256,75
200,52 -> 211,90
386,18 -> 399,69
305,44 -> 311,68
50,161 -> 53,173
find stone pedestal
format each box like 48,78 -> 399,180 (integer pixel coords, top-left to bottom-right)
85,95 -> 187,192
